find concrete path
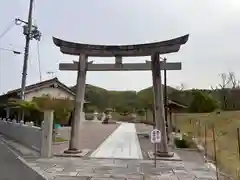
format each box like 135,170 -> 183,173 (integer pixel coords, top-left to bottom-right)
0,136 -> 44,180
91,123 -> 143,159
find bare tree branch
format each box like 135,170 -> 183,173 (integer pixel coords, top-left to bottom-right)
228,72 -> 238,89
219,73 -> 230,89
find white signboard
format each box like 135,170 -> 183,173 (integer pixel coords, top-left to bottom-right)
151,129 -> 161,144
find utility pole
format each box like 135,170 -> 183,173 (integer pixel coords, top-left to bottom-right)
20,0 -> 34,100
13,0 -> 41,121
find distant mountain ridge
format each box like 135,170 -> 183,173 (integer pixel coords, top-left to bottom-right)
71,83 -> 240,111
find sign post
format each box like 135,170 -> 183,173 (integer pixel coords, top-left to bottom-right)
151,129 -> 161,167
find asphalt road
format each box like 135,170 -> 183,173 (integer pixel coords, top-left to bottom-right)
0,139 -> 45,180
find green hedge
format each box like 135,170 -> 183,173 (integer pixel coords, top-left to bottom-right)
174,138 -> 189,148
174,133 -> 197,149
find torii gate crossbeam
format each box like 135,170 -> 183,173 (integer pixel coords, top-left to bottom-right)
59,61 -> 181,71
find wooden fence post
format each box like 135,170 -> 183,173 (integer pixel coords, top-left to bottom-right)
237,128 -> 240,161
212,125 -> 219,180
204,124 -> 207,159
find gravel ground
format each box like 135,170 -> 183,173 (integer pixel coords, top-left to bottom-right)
53,121 -> 120,154
135,123 -> 208,163
175,149 -> 206,163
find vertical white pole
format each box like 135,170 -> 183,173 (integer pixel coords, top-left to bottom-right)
41,110 -> 53,158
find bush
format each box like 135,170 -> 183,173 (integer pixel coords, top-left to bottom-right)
189,90 -> 219,113
136,109 -> 145,116
85,105 -> 98,113
118,115 -> 135,122
174,133 -> 197,149
85,114 -> 94,120
97,114 -> 102,120
174,138 -> 189,148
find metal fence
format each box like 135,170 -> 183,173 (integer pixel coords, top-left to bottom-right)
175,112 -> 240,180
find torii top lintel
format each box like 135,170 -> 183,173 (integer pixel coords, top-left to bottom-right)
52,34 -> 189,57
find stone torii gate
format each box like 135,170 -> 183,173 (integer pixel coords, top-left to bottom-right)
53,34 -> 189,157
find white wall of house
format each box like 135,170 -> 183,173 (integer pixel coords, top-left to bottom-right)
24,87 -> 74,101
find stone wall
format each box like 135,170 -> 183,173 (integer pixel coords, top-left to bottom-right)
0,118 -> 42,152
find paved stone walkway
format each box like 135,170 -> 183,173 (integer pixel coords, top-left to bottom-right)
91,123 -> 143,159
53,122 -> 119,155
0,121 -> 218,180
26,157 -> 217,180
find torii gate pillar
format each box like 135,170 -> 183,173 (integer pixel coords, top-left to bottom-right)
64,54 -> 87,153
151,53 -> 172,156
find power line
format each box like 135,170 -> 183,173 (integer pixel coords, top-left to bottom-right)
0,21 -> 15,40
33,0 -> 43,82
37,41 -> 42,81
0,48 -> 22,54
33,0 -> 37,24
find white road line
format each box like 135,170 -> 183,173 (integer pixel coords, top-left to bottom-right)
91,123 -> 143,159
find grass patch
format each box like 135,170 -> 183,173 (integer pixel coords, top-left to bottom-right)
54,137 -> 67,142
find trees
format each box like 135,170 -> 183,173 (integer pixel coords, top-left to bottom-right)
189,90 -> 219,113
211,72 -> 240,110
137,87 -> 154,110
32,96 -> 74,125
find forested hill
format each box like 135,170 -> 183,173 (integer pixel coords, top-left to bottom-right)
71,84 -> 240,111
70,84 -> 184,111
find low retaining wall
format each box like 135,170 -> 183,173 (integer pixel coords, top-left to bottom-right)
0,118 -> 42,152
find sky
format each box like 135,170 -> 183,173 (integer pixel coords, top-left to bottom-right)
0,0 -> 240,94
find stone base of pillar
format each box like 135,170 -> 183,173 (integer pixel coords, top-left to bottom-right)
154,151 -> 174,157
64,149 -> 82,154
